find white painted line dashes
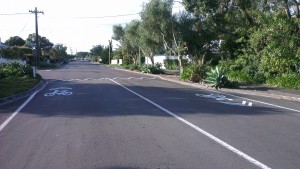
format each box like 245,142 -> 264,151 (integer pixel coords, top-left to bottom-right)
58,77 -> 157,82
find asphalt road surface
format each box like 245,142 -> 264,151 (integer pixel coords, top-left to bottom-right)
0,60 -> 299,169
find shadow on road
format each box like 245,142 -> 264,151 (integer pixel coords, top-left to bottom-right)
15,80 -> 288,118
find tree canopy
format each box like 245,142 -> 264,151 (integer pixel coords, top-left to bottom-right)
109,0 -> 300,88
5,36 -> 25,46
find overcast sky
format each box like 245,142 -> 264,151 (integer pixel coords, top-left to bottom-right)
0,0 -> 147,53
0,0 -> 183,54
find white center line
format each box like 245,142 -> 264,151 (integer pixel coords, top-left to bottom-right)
110,79 -> 271,169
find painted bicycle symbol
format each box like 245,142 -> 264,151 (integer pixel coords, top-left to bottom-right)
195,93 -> 233,101
196,93 -> 252,107
44,87 -> 73,97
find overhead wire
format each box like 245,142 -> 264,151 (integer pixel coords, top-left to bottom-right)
0,13 -> 31,15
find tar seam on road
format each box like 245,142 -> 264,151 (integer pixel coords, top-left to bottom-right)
110,79 -> 272,169
0,82 -> 48,132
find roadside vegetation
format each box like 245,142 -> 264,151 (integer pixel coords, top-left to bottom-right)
0,62 -> 41,98
1,34 -> 76,97
106,0 -> 300,90
4,0 -> 295,91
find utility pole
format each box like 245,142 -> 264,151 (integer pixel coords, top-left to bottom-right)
29,7 -> 43,78
108,39 -> 112,65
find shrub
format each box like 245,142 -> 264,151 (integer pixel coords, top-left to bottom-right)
2,62 -> 23,77
164,59 -> 179,70
180,66 -> 192,80
128,64 -> 139,71
22,64 -> 34,77
148,63 -> 164,74
122,56 -> 133,66
205,67 -> 227,90
140,64 -> 150,73
267,73 -> 300,90
227,70 -> 252,83
180,61 -> 209,83
0,63 -> 6,79
0,62 -> 35,78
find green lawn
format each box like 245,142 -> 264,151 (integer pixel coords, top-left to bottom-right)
0,76 -> 41,98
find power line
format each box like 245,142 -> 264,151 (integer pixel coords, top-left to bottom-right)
76,13 -> 140,18
50,13 -> 140,19
0,13 -> 30,15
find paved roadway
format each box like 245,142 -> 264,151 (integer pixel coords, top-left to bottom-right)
0,60 -> 299,169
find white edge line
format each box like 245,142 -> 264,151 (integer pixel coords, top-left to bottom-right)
212,91 -> 300,113
161,77 -> 299,113
110,79 -> 271,169
0,82 -> 48,132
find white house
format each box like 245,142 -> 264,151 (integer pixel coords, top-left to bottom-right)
145,55 -> 190,69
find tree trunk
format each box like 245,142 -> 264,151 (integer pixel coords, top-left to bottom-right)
150,53 -> 155,65
292,0 -> 300,18
178,55 -> 183,76
283,0 -> 292,19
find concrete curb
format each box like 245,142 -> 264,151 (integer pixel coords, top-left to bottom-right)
112,67 -> 300,103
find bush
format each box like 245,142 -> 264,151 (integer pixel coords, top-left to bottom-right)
128,64 -> 139,71
1,46 -> 32,59
205,67 -> 227,90
2,62 -> 23,77
22,64 -> 34,77
164,59 -> 179,70
267,73 -> 300,90
1,62 -> 35,78
219,56 -> 266,84
140,64 -> 150,73
148,63 -> 164,74
180,61 -> 209,83
180,66 -> 192,81
122,56 -> 133,66
227,70 -> 252,83
0,63 -> 6,79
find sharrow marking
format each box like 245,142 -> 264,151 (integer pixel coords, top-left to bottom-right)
110,79 -> 271,169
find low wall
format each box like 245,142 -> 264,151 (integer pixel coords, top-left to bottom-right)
111,59 -> 122,65
0,57 -> 26,65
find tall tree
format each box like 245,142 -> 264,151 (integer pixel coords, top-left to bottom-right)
90,45 -> 104,56
76,51 -> 90,59
139,0 -> 170,65
123,20 -> 142,64
112,25 -> 125,44
5,36 -> 25,46
40,36 -> 53,52
25,33 -> 53,55
52,44 -> 67,60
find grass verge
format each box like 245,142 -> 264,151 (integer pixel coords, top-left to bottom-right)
0,76 -> 41,98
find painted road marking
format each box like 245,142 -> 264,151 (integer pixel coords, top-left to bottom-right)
44,87 -> 73,97
56,77 -> 157,82
196,93 -> 253,107
110,79 -> 271,169
0,92 -> 38,132
207,90 -> 300,113
0,82 -> 48,132
196,93 -> 233,101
